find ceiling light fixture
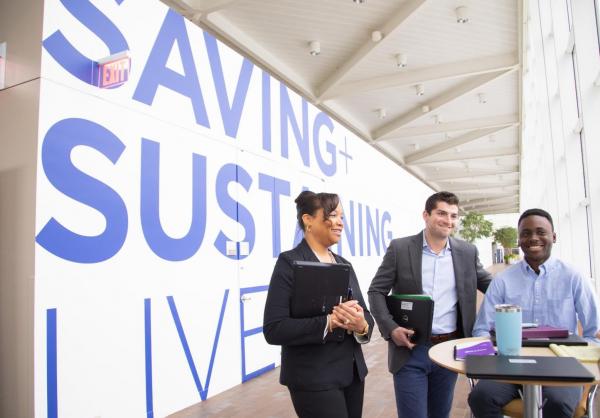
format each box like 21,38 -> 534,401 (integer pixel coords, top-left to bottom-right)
415,83 -> 425,96
308,40 -> 320,56
395,53 -> 407,68
353,0 -> 366,3
371,31 -> 383,42
377,108 -> 387,119
478,93 -> 487,104
421,104 -> 430,113
455,6 -> 469,23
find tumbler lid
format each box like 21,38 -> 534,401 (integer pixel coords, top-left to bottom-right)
495,304 -> 521,313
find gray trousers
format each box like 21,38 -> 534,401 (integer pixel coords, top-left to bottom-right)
468,380 -> 582,418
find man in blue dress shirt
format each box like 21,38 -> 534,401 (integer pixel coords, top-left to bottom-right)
469,208 -> 600,418
369,192 -> 491,418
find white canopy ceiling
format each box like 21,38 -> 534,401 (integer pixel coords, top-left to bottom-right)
161,0 -> 522,215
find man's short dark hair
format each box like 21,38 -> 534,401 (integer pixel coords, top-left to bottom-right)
425,191 -> 460,214
518,208 -> 554,230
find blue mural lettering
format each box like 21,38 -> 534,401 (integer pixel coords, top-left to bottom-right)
214,164 -> 256,259
312,112 -> 336,176
258,173 -> 291,257
36,118 -> 128,263
140,138 -> 208,261
42,0 -> 128,86
166,291 -> 229,401
280,84 -> 309,167
240,286 -> 274,382
204,33 -> 254,138
133,9 -> 210,128
262,71 -> 272,152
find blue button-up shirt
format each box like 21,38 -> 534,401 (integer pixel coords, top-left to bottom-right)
473,257 -> 600,341
422,232 -> 458,334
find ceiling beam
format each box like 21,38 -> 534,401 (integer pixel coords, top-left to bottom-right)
172,0 -> 239,15
378,114 -> 519,140
462,194 -> 518,206
321,53 -> 518,101
316,0 -> 427,99
373,68 -> 516,139
414,147 -> 518,164
404,125 -> 513,164
463,197 -> 519,211
483,208 -> 520,215
468,203 -> 520,213
428,168 -> 518,182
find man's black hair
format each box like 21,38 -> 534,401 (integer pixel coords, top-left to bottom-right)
518,208 -> 554,230
424,191 -> 459,214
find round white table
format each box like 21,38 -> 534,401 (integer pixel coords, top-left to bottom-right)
428,337 -> 599,418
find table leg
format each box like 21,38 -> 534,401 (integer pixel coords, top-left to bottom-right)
522,384 -> 543,418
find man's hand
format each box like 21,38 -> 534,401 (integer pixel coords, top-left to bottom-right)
391,326 -> 416,349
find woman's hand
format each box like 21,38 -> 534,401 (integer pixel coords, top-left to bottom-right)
331,300 -> 368,334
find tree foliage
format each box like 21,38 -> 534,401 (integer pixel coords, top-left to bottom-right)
494,226 -> 518,249
459,212 -> 494,243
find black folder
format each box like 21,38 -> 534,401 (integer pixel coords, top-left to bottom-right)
491,333 -> 588,347
291,261 -> 350,340
291,261 -> 350,317
466,355 -> 595,382
385,294 -> 434,344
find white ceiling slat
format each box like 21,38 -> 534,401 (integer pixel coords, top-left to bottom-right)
379,114 -> 519,140
316,0 -> 428,99
449,182 -> 519,193
463,194 -> 517,206
415,147 -> 518,164
322,53 -> 518,101
178,0 -> 238,15
373,68 -> 516,139
462,196 -> 519,210
404,125 -> 512,164
465,202 -> 520,213
428,168 -> 518,182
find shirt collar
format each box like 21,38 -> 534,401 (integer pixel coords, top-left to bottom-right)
520,255 -> 557,275
422,230 -> 451,252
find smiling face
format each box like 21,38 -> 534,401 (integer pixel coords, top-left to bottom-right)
423,201 -> 459,240
304,203 -> 344,247
518,215 -> 556,269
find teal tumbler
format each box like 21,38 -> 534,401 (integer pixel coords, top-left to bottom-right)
494,304 -> 522,356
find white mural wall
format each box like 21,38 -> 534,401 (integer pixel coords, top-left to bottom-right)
35,1 -> 432,417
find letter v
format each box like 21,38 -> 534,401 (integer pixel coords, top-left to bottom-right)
167,290 -> 229,401
204,32 -> 254,139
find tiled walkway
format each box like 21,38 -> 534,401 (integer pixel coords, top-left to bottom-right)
170,263 -> 505,418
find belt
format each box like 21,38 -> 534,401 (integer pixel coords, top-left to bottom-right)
430,331 -> 459,345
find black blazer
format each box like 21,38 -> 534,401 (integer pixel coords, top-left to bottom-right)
263,239 -> 374,391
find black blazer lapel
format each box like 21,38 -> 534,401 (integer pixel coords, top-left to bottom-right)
297,239 -> 320,262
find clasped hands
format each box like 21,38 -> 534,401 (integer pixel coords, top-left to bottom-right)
330,300 -> 368,334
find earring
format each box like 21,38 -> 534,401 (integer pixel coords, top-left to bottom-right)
307,225 -> 312,233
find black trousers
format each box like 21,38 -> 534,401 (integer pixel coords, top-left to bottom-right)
288,364 -> 365,418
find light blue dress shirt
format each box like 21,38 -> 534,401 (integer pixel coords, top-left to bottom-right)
473,257 -> 600,341
422,232 -> 458,334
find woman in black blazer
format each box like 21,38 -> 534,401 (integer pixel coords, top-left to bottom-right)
263,191 -> 374,418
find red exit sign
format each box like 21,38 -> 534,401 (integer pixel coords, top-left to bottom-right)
98,51 -> 130,88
